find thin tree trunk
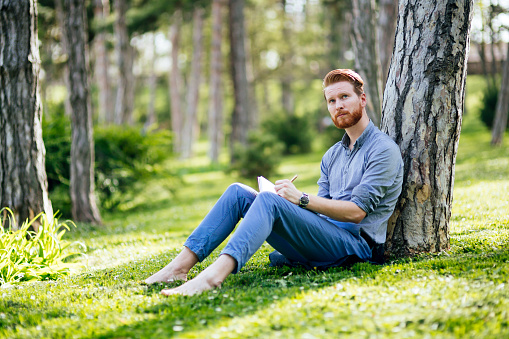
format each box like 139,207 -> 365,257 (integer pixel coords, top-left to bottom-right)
377,0 -> 397,90
93,0 -> 112,124
62,0 -> 102,224
280,0 -> 294,115
229,0 -> 251,161
0,0 -> 53,230
208,0 -> 224,163
144,32 -> 157,132
114,0 -> 134,125
168,9 -> 184,154
181,7 -> 205,159
491,43 -> 509,146
54,0 -> 73,117
350,0 -> 383,126
381,0 -> 473,257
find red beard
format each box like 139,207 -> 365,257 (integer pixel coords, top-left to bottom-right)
332,104 -> 363,129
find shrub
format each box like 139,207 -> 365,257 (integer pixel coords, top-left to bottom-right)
262,113 -> 313,155
230,131 -> 284,179
479,86 -> 509,130
0,208 -> 84,286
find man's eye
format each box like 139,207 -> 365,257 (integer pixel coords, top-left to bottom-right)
342,95 -> 348,99
329,99 -> 335,104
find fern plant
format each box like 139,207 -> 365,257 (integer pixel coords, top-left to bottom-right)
0,208 -> 85,286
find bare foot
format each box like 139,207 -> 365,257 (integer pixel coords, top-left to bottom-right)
144,247 -> 199,284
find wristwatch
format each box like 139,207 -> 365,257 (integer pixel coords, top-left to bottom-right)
299,192 -> 309,208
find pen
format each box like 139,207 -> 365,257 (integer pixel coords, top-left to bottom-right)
290,174 -> 298,183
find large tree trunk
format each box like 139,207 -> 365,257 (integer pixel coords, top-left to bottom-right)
208,0 -> 224,163
229,0 -> 251,161
168,10 -> 184,154
93,0 -> 112,124
377,0 -> 397,90
350,0 -> 382,126
0,0 -> 53,229
114,0 -> 134,125
381,0 -> 474,257
181,7 -> 205,159
62,0 -> 102,224
491,43 -> 509,146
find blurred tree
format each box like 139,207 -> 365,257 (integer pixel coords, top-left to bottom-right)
144,32 -> 157,132
61,0 -> 102,224
381,0 -> 473,257
377,0 -> 397,89
168,9 -> 184,153
0,0 -> 54,230
208,0 -> 225,163
350,0 -> 382,126
491,42 -> 509,146
280,0 -> 295,115
93,0 -> 112,124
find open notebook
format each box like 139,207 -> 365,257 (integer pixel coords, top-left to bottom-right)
257,176 -> 276,193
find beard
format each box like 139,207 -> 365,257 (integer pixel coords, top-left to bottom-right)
332,104 -> 363,129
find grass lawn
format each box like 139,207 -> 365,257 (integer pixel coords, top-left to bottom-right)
1,75 -> 509,338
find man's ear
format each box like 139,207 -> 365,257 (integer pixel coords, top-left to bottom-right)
360,93 -> 367,107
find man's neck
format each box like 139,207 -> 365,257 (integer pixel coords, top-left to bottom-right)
345,114 -> 370,150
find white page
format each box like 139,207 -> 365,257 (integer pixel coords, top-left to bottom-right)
258,176 -> 276,193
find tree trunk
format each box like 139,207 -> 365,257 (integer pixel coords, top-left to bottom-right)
381,0 -> 474,257
93,0 -> 112,124
229,0 -> 251,161
114,0 -> 134,125
181,7 -> 205,159
54,0 -> 73,117
144,32 -> 157,132
350,0 -> 382,127
0,0 -> 53,230
280,0 -> 294,115
491,43 -> 509,146
62,0 -> 102,224
168,9 -> 184,154
377,0 -> 397,90
208,0 -> 224,163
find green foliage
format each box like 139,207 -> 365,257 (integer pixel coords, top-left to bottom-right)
479,85 -> 509,130
229,131 -> 284,179
262,113 -> 313,155
0,208 -> 84,287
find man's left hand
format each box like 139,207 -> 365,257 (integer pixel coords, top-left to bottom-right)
274,179 -> 301,205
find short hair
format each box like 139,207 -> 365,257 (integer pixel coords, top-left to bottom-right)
322,69 -> 364,96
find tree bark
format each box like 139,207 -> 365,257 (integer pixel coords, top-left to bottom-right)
168,9 -> 184,154
93,0 -> 112,124
229,0 -> 251,161
181,6 -> 205,159
114,0 -> 134,125
377,0 -> 397,90
62,0 -> 102,224
381,0 -> 474,257
491,43 -> 509,146
54,0 -> 73,117
350,0 -> 383,126
144,32 -> 157,132
208,0 -> 225,163
280,0 -> 294,115
0,0 -> 53,229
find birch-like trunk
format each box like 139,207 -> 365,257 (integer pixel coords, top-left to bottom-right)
350,0 -> 382,126
491,43 -> 509,146
381,0 -> 474,257
0,0 -> 53,229
62,0 -> 102,224
168,10 -> 184,154
114,0 -> 134,125
93,0 -> 112,124
208,0 -> 224,163
181,7 -> 204,159
377,0 -> 397,89
229,0 -> 251,160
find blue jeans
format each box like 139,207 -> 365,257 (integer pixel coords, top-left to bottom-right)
184,183 -> 372,273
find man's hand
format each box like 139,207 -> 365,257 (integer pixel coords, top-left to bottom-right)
274,179 -> 301,205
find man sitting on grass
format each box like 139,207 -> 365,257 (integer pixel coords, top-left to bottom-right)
145,69 -> 403,296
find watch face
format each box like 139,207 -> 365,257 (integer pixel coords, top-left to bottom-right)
300,193 -> 309,207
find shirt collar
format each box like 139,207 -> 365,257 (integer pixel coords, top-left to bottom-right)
340,120 -> 375,150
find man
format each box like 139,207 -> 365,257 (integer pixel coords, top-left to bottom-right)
145,69 -> 403,296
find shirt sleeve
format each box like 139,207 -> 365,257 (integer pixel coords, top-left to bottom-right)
317,154 -> 331,199
350,143 -> 402,215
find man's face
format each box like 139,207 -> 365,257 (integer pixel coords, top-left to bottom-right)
324,81 -> 366,129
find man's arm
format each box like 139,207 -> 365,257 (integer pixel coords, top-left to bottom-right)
274,180 -> 366,224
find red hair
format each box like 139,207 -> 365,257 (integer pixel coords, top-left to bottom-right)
323,69 -> 364,95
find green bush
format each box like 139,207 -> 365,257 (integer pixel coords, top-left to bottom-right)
230,131 -> 284,179
0,208 -> 84,286
479,86 -> 509,130
262,113 -> 313,155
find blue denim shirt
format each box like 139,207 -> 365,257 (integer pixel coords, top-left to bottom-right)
317,121 -> 403,244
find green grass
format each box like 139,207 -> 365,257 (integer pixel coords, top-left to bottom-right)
1,75 -> 509,338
